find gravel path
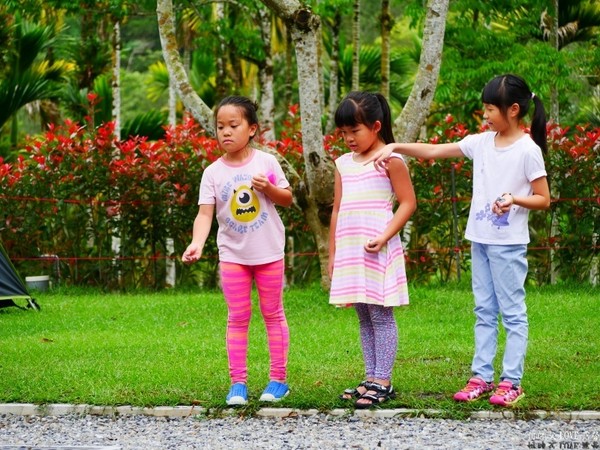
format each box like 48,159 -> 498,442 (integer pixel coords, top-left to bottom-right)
1,413 -> 599,450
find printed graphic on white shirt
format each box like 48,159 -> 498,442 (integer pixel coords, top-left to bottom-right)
475,202 -> 511,229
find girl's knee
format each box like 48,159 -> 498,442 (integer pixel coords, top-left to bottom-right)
228,311 -> 252,325
261,308 -> 287,323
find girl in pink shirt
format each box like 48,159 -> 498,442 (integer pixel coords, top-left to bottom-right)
182,96 -> 293,406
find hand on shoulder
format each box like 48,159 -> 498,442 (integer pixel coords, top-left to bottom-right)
363,143 -> 398,171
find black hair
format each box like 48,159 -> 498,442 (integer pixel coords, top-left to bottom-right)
334,91 -> 395,144
482,74 -> 547,154
214,95 -> 259,140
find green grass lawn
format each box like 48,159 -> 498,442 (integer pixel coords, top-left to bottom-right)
0,283 -> 598,416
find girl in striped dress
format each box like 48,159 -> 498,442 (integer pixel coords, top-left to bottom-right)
329,91 -> 417,408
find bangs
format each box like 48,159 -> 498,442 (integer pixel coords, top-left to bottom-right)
334,99 -> 364,128
482,77 -> 507,108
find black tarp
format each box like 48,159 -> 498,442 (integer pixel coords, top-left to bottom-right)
0,242 -> 39,310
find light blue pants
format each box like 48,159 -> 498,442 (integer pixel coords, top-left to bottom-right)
470,242 -> 529,386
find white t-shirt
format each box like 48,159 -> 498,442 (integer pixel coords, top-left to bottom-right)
458,131 -> 547,245
199,148 -> 290,265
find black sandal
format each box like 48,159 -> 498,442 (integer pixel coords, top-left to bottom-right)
354,381 -> 396,409
339,380 -> 368,400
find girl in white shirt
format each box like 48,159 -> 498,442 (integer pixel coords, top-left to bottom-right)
366,74 -> 551,407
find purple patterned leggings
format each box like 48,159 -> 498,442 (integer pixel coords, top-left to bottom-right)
355,303 -> 398,380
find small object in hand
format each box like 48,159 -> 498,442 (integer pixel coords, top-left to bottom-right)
496,196 -> 505,203
266,171 -> 276,184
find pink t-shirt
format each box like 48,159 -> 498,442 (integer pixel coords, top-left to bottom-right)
199,148 -> 290,265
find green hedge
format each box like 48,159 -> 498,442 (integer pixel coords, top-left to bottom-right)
0,112 -> 598,288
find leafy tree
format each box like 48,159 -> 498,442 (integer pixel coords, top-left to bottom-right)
434,0 -> 600,129
540,0 -> 600,120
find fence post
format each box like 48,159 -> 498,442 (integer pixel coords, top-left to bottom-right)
166,237 -> 176,287
591,232 -> 599,286
285,236 -> 294,287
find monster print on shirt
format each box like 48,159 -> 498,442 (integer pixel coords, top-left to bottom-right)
230,184 -> 259,222
223,176 -> 270,235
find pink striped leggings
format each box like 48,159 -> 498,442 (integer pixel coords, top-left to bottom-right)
220,259 -> 289,384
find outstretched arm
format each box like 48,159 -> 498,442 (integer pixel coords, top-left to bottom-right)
364,142 -> 464,169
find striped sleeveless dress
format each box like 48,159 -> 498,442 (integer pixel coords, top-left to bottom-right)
329,152 -> 409,307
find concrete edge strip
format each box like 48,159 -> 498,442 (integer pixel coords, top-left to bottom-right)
0,404 -> 599,420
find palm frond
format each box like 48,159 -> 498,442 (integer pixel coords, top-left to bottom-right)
146,62 -> 170,102
122,110 -> 168,140
0,73 -> 55,128
15,20 -> 55,74
541,1 -> 600,48
0,15 -> 66,130
336,44 -> 415,106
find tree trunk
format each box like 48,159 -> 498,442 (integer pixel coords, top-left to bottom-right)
549,0 -> 559,283
166,30 -> 178,288
215,1 -> 228,100
111,18 -> 123,286
380,0 -> 392,99
392,0 -> 448,265
550,0 -> 560,122
352,0 -> 360,91
168,73 -> 177,126
157,0 -> 215,135
258,6 -> 276,141
261,0 -> 336,289
111,19 -> 121,140
394,0 -> 449,143
283,26 -> 294,107
325,10 -> 341,133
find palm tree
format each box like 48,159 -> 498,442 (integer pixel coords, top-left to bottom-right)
0,16 -> 67,154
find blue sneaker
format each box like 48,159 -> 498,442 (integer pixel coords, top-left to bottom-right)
226,383 -> 248,406
259,381 -> 289,402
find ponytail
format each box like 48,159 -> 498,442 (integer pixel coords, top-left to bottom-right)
374,93 -> 395,144
530,94 -> 548,154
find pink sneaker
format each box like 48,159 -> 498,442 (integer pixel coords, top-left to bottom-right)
453,377 -> 495,402
489,381 -> 525,407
